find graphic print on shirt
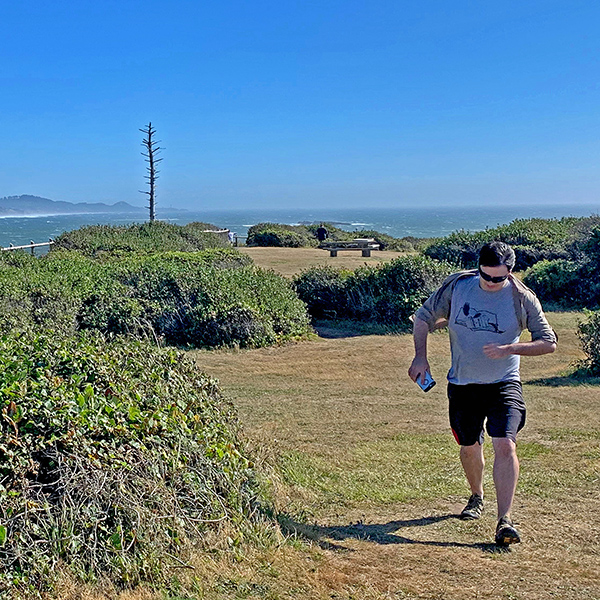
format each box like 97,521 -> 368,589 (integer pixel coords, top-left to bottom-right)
455,302 -> 505,334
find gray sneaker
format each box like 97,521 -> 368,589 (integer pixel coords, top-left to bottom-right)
495,516 -> 521,546
460,494 -> 484,520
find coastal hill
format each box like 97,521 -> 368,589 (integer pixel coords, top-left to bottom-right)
0,194 -> 144,216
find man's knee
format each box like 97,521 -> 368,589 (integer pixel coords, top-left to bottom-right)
460,442 -> 483,457
492,437 -> 517,459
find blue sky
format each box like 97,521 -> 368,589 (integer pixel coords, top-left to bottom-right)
1,0 -> 599,210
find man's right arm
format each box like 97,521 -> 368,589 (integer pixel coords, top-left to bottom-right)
408,317 -> 431,385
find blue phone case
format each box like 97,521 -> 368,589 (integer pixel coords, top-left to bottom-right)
416,371 -> 436,392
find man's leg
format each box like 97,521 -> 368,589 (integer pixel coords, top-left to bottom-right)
460,443 -> 485,498
448,383 -> 486,518
492,437 -> 519,519
492,437 -> 521,545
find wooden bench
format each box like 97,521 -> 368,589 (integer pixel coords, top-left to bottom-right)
319,238 -> 380,257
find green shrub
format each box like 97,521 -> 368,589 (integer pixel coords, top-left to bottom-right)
523,260 -> 586,307
0,331 -> 256,592
424,217 -> 580,270
294,266 -> 350,318
424,230 -> 486,268
577,310 -> 600,375
524,258 -> 600,309
294,255 -> 451,329
246,223 -> 317,248
344,255 -> 452,326
52,221 -> 229,256
247,222 -> 412,251
520,218 -> 600,309
0,251 -> 311,348
565,216 -> 600,260
579,226 -> 600,262
116,260 -> 310,347
403,236 -> 435,252
349,230 -> 413,252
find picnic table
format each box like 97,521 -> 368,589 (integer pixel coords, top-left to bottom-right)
319,238 -> 380,257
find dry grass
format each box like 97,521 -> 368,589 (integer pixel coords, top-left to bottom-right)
190,310 -> 600,599
238,246 -> 405,277
50,242 -> 599,599
53,311 -> 599,599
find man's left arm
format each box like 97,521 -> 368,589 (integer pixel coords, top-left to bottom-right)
484,291 -> 557,359
483,339 -> 556,359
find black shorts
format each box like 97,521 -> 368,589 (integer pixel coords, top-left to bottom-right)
447,380 -> 526,446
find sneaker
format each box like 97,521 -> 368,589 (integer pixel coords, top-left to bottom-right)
495,516 -> 521,546
460,494 -> 484,520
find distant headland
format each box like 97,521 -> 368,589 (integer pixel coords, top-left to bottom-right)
0,195 -> 146,217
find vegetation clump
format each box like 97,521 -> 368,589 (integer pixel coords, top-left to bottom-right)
246,223 -> 319,248
523,219 -> 600,308
423,217 -> 583,270
246,222 -> 415,251
0,330 -> 256,593
53,221 -> 230,256
577,310 -> 600,375
0,250 -> 311,348
295,255 -> 451,329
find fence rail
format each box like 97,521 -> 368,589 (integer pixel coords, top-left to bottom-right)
1,240 -> 55,255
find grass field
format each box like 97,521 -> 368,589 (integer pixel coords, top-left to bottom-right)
55,252 -> 599,600
238,246 -> 405,277
189,311 -> 600,599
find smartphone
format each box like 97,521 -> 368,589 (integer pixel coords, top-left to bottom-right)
416,371 -> 436,392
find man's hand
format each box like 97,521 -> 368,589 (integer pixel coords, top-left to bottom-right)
483,344 -> 512,359
410,317 -> 432,384
409,357 -> 431,384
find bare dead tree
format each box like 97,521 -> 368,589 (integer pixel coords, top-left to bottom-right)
140,122 -> 163,221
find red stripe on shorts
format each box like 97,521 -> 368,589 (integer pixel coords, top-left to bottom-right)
451,428 -> 461,445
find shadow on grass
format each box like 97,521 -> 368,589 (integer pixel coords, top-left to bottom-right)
312,319 -> 405,339
279,514 -> 508,554
526,369 -> 600,387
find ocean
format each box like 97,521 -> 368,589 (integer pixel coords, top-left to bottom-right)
1,203 -> 598,249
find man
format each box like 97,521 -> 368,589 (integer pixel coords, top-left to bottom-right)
316,225 -> 328,242
408,242 -> 557,546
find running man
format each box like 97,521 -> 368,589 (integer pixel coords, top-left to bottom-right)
408,242 -> 557,546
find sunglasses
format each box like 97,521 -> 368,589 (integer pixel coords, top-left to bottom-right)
478,267 -> 509,284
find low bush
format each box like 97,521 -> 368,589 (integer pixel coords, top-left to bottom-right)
344,255 -> 452,326
577,310 -> 600,375
398,236 -> 434,253
294,266 -> 351,318
0,251 -> 310,348
565,216 -> 600,260
519,219 -> 600,310
246,223 -> 317,248
424,217 -> 580,270
522,260 -> 594,308
523,223 -> 600,309
247,222 -> 413,251
52,221 -> 230,256
294,255 -> 451,329
0,331 -> 256,593
424,230 -> 486,269
348,230 -> 413,252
